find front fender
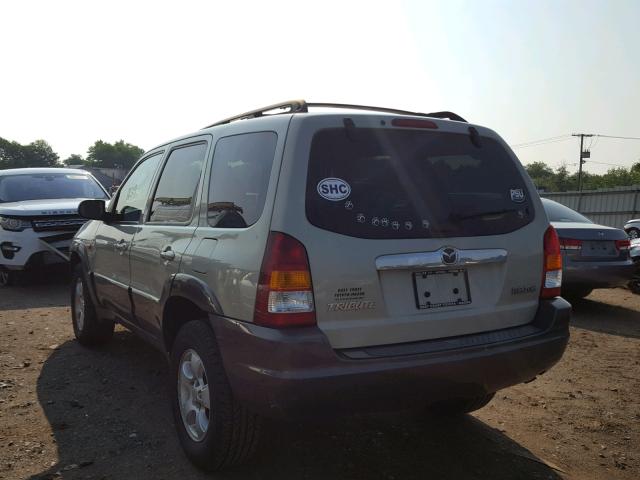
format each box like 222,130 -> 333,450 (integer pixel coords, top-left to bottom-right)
69,239 -> 101,307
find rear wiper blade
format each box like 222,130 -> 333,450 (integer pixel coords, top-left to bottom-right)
450,208 -> 520,221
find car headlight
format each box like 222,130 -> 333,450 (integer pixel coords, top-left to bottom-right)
0,216 -> 32,232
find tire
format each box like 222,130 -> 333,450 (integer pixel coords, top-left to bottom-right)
429,393 -> 495,416
563,287 -> 593,300
627,227 -> 640,239
70,264 -> 114,346
629,279 -> 640,295
170,320 -> 261,471
0,269 -> 14,287
0,268 -> 26,287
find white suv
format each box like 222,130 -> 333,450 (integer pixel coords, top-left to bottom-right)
0,168 -> 109,286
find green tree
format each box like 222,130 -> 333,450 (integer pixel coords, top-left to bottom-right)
554,164 -> 575,191
525,161 -> 557,191
86,139 -> 144,169
0,137 -> 25,169
0,137 -> 59,169
23,140 -> 59,167
63,154 -> 87,166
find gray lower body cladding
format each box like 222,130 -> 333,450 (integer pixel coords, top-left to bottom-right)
211,298 -> 570,419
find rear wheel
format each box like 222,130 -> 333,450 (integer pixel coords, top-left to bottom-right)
170,320 -> 261,471
71,265 -> 114,345
627,227 -> 639,239
628,279 -> 640,295
428,393 -> 495,416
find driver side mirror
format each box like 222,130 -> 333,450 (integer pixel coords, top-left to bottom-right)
78,199 -> 107,221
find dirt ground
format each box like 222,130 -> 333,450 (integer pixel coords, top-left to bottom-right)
0,276 -> 638,480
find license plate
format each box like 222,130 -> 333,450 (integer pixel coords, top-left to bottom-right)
413,269 -> 471,309
581,241 -> 616,257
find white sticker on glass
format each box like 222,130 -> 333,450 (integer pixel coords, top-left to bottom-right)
510,188 -> 525,203
317,178 -> 351,201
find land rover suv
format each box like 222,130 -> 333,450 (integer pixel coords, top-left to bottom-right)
70,101 -> 570,471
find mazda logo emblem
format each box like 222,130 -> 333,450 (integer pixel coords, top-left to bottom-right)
442,247 -> 458,265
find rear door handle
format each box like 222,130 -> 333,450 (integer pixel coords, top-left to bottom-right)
114,240 -> 129,253
160,246 -> 175,261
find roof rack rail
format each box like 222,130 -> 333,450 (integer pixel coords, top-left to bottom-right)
421,111 -> 468,122
306,103 -> 467,123
203,100 -> 308,128
202,100 -> 467,128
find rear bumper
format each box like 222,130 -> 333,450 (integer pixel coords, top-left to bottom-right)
212,298 -> 571,419
563,260 -> 635,288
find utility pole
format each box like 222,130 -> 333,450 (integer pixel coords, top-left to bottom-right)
572,133 -> 593,191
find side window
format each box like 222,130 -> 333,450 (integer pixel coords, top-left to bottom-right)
149,143 -> 207,223
207,132 -> 277,228
114,154 -> 162,222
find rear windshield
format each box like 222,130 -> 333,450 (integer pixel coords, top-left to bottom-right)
0,173 -> 108,203
306,128 -> 533,239
543,199 -> 592,223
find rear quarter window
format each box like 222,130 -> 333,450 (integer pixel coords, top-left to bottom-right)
207,132 -> 278,228
306,127 -> 534,239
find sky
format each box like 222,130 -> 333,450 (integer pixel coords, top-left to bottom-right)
1,0 -> 639,174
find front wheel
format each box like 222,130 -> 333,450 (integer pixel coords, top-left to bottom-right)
0,269 -> 14,287
428,393 -> 495,416
71,265 -> 114,346
0,268 -> 24,287
170,320 -> 261,471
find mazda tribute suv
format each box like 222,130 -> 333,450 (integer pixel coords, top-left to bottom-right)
70,101 -> 570,471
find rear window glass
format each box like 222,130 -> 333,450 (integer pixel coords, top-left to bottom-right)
306,128 -> 533,239
543,199 -> 592,223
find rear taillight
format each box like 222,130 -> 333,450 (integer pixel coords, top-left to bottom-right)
559,238 -> 582,250
254,232 -> 316,327
541,226 -> 562,299
615,239 -> 630,251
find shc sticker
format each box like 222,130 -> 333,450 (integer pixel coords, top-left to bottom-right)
510,188 -> 525,203
317,177 -> 351,201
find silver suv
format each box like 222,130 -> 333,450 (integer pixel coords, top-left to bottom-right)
70,101 -> 571,471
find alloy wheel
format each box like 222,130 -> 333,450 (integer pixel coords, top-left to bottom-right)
178,349 -> 211,442
74,277 -> 85,331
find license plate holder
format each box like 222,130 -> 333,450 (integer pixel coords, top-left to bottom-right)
413,269 -> 471,309
581,241 -> 616,257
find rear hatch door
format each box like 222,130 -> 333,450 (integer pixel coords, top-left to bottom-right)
272,114 -> 549,349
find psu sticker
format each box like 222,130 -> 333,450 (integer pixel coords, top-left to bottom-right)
510,188 -> 525,203
317,177 -> 351,201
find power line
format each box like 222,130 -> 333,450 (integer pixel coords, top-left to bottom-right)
510,132 -> 640,149
512,139 -> 572,149
510,134 -> 571,148
595,134 -> 640,141
586,160 -> 628,168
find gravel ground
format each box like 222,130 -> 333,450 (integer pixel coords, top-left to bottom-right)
0,277 -> 638,480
